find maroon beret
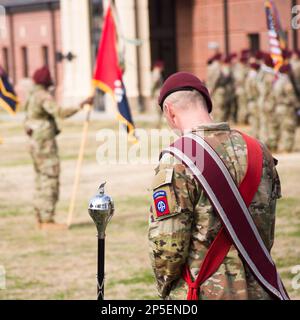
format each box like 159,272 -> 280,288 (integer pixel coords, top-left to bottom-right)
223,55 -> 232,64
241,49 -> 250,56
254,50 -> 264,60
282,49 -> 292,60
33,66 -> 53,87
279,63 -> 291,74
250,62 -> 260,71
211,53 -> 222,61
158,71 -> 212,113
264,54 -> 274,68
240,55 -> 248,64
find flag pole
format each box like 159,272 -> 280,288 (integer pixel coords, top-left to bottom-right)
67,103 -> 92,228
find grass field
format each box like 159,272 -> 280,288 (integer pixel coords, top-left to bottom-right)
0,113 -> 299,300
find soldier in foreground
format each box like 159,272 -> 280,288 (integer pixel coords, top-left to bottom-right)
148,72 -> 288,300
24,66 -> 92,230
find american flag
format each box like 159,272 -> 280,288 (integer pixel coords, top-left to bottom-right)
265,0 -> 284,71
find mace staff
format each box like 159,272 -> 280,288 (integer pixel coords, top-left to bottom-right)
88,182 -> 114,300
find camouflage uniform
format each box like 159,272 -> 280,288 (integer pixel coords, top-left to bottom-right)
290,55 -> 300,91
207,61 -> 227,122
221,65 -> 236,122
245,68 -> 260,138
148,122 -> 281,300
151,67 -> 164,128
257,66 -> 277,150
273,73 -> 298,152
233,62 -> 248,124
24,84 -> 80,223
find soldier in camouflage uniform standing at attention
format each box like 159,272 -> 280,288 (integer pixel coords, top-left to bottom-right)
148,72 -> 282,300
219,56 -> 235,122
206,53 -> 226,122
290,50 -> 300,90
273,64 -> 298,153
24,66 -> 92,229
151,60 -> 165,129
233,53 -> 249,124
257,54 -> 277,150
245,62 -> 260,138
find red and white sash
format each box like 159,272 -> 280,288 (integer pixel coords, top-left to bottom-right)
161,132 -> 289,300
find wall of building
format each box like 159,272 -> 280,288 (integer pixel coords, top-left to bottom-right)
0,6 -> 62,103
175,0 -> 300,81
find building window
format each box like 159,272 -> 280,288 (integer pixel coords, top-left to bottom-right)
21,46 -> 29,77
248,33 -> 260,53
90,0 -> 104,63
42,45 -> 49,66
2,47 -> 9,75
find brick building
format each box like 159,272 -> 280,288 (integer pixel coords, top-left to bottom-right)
173,0 -> 299,78
0,0 -> 62,100
0,0 -> 299,109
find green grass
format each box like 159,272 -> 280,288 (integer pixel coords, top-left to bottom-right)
0,206 -> 29,218
107,269 -> 155,288
0,119 -> 299,300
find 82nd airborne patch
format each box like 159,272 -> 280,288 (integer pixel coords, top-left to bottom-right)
153,190 -> 170,218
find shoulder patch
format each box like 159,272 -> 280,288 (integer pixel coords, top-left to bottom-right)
153,190 -> 171,218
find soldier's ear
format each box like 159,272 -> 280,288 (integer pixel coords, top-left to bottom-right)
164,102 -> 174,117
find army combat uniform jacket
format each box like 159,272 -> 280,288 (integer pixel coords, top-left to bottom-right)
148,122 -> 281,300
23,84 -> 80,223
24,84 -> 80,140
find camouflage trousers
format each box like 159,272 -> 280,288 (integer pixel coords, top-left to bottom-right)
276,105 -> 297,153
211,88 -> 228,122
236,88 -> 248,124
258,103 -> 278,151
29,137 -> 60,223
248,101 -> 260,139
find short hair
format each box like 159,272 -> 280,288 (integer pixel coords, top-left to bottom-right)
163,89 -> 208,111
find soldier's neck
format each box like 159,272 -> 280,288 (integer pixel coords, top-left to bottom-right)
179,113 -> 213,132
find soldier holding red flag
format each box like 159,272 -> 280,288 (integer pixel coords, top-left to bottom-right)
24,66 -> 92,229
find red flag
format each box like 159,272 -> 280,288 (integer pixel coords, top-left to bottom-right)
92,6 -> 136,141
92,6 -> 122,94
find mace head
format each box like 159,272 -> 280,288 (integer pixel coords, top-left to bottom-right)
88,182 -> 114,238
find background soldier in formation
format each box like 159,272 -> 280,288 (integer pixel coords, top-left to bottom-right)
245,62 -> 260,138
206,48 -> 300,153
151,60 -> 165,129
233,51 -> 249,124
206,53 -> 226,122
274,64 -> 298,152
23,66 -> 92,230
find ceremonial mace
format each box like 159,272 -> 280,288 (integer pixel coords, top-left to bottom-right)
88,182 -> 114,300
